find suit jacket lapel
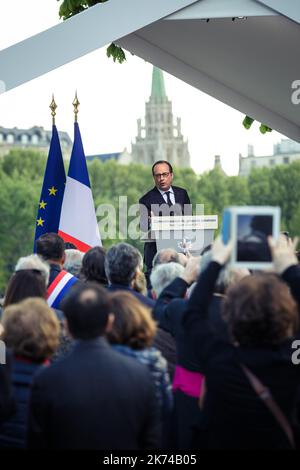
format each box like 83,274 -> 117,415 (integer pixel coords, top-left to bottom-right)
152,187 -> 167,205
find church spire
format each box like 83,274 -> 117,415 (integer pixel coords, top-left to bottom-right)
150,66 -> 167,101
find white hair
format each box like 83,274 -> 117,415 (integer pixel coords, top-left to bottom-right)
150,262 -> 184,297
15,254 -> 50,286
64,249 -> 84,277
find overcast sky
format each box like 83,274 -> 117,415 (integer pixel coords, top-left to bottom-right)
0,1 -> 286,175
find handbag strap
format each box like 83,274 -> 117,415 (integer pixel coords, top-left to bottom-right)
240,364 -> 295,449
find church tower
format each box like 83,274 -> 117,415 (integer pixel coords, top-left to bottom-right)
131,67 -> 191,168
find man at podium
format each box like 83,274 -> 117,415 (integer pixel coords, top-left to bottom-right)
139,160 -> 191,281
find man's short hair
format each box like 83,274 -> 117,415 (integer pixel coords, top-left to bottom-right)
150,262 -> 184,297
152,160 -> 173,175
36,233 -> 65,261
105,243 -> 142,286
61,283 -> 111,340
152,248 -> 179,267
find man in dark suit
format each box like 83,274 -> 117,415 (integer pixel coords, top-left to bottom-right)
36,232 -> 79,308
139,161 -> 191,281
27,283 -> 161,449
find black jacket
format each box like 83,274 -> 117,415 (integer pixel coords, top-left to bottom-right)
0,358 -> 44,449
0,350 -> 15,425
28,337 -> 161,450
139,186 -> 191,233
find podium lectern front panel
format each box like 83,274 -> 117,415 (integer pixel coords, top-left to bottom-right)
148,215 -> 218,256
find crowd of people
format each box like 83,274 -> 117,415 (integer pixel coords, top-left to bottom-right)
0,230 -> 300,450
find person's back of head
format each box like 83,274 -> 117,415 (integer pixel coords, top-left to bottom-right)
223,273 -> 298,347
215,265 -> 250,295
2,298 -> 60,362
15,254 -> 50,285
61,283 -> 112,340
36,233 -> 65,264
81,246 -> 107,285
107,292 -> 156,350
64,249 -> 84,277
4,269 -> 47,308
199,250 -> 249,295
152,248 -> 179,268
105,243 -> 142,286
64,242 -> 77,250
150,262 -> 184,298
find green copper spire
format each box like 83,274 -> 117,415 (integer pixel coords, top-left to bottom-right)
151,66 -> 167,100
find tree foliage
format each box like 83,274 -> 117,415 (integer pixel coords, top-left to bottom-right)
0,148 -> 300,292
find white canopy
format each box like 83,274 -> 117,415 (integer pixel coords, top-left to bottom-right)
1,0 -> 300,141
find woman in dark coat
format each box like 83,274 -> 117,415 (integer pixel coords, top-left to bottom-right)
183,235 -> 300,449
0,298 -> 59,448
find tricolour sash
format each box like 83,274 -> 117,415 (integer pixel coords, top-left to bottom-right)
47,270 -> 78,309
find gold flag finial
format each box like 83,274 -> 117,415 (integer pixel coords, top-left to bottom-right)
49,94 -> 57,125
73,91 -> 80,122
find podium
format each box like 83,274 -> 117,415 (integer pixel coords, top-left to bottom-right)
143,215 -> 218,256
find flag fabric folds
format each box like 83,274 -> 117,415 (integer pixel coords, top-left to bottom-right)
58,122 -> 101,252
34,125 -> 66,248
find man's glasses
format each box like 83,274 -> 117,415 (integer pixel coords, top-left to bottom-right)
154,172 -> 170,179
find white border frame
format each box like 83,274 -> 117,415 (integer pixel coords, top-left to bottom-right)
228,206 -> 281,270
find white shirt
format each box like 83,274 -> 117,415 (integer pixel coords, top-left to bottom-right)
158,186 -> 175,205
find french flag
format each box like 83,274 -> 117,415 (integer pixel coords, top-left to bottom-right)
58,122 -> 101,252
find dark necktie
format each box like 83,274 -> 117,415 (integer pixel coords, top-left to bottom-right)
164,191 -> 173,207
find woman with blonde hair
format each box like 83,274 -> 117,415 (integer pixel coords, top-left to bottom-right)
0,298 -> 60,448
107,292 -> 173,415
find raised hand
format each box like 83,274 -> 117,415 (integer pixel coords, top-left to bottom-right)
268,234 -> 298,274
211,236 -> 233,266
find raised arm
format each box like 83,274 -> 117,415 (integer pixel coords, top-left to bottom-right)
153,257 -> 200,335
269,235 -> 300,309
182,237 -> 232,368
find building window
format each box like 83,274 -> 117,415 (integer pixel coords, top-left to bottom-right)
0,133 -> 3,143
283,157 -> 289,164
21,134 -> 29,144
269,159 -> 275,166
251,160 -> 256,167
6,134 -> 14,144
31,134 -> 39,145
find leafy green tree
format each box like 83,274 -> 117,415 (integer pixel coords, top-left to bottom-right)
0,171 -> 41,293
248,167 -> 274,206
2,147 -> 300,293
1,149 -> 47,180
197,168 -> 230,215
289,201 -> 300,237
248,162 -> 300,233
227,175 -> 249,206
